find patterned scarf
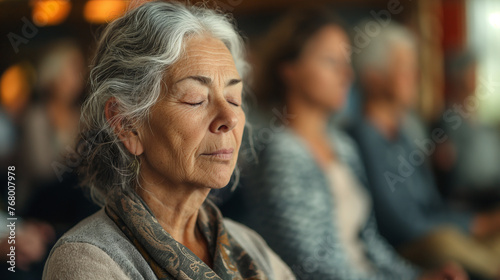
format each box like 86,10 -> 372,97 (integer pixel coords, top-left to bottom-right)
105,187 -> 267,280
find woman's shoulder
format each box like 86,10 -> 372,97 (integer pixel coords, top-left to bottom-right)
265,129 -> 308,154
43,209 -> 156,279
223,218 -> 269,256
58,208 -> 114,237
242,128 -> 327,199
51,208 -> 125,248
43,242 -> 129,279
257,128 -> 315,168
223,218 -> 296,280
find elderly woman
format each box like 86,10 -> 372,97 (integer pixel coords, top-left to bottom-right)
42,2 -> 293,279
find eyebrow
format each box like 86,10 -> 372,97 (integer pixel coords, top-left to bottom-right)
175,75 -> 242,87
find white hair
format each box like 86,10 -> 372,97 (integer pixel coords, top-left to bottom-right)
352,21 -> 416,74
77,1 -> 248,205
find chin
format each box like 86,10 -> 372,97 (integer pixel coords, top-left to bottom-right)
195,162 -> 237,189
322,96 -> 346,111
201,173 -> 233,189
324,102 -> 344,113
215,174 -> 234,189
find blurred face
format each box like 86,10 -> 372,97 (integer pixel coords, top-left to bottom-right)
387,43 -> 418,109
54,48 -> 85,103
138,36 -> 245,190
284,25 -> 353,112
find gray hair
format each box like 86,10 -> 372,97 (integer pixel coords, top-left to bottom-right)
77,1 -> 248,205
352,21 -> 416,75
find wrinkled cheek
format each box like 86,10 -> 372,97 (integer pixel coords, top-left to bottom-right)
195,160 -> 234,187
147,148 -> 178,179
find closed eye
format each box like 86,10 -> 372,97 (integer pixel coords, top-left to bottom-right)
227,100 -> 241,107
185,101 -> 204,106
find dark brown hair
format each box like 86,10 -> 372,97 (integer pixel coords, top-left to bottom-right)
253,6 -> 346,109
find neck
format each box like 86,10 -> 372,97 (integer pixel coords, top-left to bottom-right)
364,99 -> 404,140
286,92 -> 330,140
136,171 -> 210,244
286,92 -> 338,168
135,157 -> 213,267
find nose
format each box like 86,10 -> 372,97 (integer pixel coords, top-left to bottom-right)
209,99 -> 239,134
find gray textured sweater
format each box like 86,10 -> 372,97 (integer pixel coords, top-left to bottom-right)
42,209 -> 294,279
235,128 -> 420,280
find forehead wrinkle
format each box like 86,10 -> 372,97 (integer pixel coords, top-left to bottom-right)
174,57 -> 238,78
183,39 -> 234,59
186,61 -> 235,69
184,53 -> 235,66
172,60 -> 238,77
186,49 -> 233,56
166,37 -> 239,86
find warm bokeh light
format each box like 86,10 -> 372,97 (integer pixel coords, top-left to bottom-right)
84,0 -> 129,24
30,0 -> 72,26
0,63 -> 34,116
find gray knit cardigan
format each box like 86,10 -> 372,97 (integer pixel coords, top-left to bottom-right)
234,128 -> 421,280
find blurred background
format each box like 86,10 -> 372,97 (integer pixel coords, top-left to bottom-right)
0,0 -> 499,279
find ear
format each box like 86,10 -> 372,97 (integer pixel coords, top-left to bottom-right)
104,97 -> 144,156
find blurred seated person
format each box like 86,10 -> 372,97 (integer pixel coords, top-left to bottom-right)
222,8 -> 467,280
433,51 -> 500,211
0,61 -> 35,182
346,22 -> 500,280
18,39 -> 99,241
0,63 -> 57,279
17,40 -> 85,211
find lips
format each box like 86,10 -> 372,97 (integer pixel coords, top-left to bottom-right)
201,148 -> 234,160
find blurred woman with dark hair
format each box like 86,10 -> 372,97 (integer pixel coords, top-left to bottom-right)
229,7 -> 468,280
